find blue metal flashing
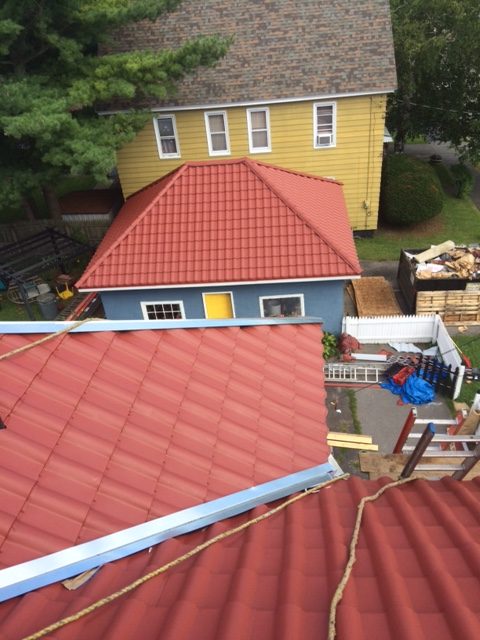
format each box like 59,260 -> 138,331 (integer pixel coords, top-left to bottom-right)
0,462 -> 338,602
0,316 -> 324,334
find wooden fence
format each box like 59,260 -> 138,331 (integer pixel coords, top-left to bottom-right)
0,220 -> 110,247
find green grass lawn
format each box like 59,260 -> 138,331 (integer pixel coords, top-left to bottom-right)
0,296 -> 43,321
356,193 -> 480,261
451,335 -> 480,406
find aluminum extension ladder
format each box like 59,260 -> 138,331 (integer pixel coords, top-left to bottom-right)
324,363 -> 386,384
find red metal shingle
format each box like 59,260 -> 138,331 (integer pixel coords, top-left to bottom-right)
0,323 -> 329,569
1,477 -> 478,640
77,159 -> 361,290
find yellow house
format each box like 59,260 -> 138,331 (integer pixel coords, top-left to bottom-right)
109,0 -> 397,233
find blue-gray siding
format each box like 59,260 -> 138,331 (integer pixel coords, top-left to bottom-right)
100,280 -> 345,333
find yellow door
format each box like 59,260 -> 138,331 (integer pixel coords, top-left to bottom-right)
204,293 -> 234,319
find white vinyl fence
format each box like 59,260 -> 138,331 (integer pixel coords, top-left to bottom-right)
342,314 -> 465,398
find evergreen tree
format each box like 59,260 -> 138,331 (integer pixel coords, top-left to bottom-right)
0,1 -> 229,219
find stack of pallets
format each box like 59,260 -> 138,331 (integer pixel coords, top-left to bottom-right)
416,290 -> 480,324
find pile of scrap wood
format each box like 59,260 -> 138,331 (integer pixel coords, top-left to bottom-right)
410,240 -> 480,280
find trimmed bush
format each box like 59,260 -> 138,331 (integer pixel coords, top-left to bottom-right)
380,154 -> 445,227
450,163 -> 474,199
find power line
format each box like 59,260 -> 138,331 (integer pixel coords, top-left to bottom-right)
395,97 -> 480,117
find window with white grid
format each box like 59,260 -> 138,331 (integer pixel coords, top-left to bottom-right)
141,301 -> 185,320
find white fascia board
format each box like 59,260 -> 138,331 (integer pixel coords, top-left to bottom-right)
98,89 -> 395,116
0,316 -> 325,334
0,461 -> 339,602
78,274 -> 361,293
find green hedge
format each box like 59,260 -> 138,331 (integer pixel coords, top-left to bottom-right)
380,154 -> 445,227
450,163 -> 474,198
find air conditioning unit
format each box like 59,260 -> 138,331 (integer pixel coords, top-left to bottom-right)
316,134 -> 332,147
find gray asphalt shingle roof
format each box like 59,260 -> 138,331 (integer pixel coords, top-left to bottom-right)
109,0 -> 397,109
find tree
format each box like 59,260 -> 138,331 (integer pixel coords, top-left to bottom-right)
387,0 -> 480,162
0,1 -> 229,219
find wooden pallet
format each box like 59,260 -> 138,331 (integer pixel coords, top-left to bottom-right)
416,290 -> 480,325
351,277 -> 402,316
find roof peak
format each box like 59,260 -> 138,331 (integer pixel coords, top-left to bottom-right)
159,157 -> 342,186
77,159 -> 360,290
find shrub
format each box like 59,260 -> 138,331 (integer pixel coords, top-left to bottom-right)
380,154 -> 445,227
322,332 -> 338,360
450,163 -> 474,199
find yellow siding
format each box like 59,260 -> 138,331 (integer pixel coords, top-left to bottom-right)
116,95 -> 387,231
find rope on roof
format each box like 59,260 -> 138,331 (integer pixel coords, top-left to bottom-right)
21,474 -> 351,640
327,475 -> 419,640
0,318 -> 95,362
21,473 -> 421,640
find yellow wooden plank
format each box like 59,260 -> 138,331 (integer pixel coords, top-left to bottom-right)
327,432 -> 373,444
328,440 -> 379,451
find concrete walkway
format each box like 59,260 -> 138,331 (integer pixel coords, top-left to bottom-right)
329,142 -> 480,476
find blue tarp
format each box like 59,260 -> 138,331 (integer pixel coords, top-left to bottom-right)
381,373 -> 435,405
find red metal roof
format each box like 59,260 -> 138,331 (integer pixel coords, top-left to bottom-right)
2,476 -> 479,640
0,323 -> 329,570
76,159 -> 361,290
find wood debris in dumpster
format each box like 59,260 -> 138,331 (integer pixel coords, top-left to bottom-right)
407,242 -> 480,280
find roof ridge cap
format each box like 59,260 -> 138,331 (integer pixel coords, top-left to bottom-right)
245,161 -> 359,272
245,157 -> 343,185
78,164 -> 190,286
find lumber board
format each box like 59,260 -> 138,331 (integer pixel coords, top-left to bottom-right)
351,277 -> 402,317
328,440 -> 378,451
327,432 -> 373,444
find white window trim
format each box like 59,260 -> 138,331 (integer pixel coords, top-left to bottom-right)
204,111 -> 231,156
153,115 -> 181,159
246,107 -> 271,153
140,300 -> 186,320
259,294 -> 305,318
313,102 -> 336,149
202,291 -> 236,318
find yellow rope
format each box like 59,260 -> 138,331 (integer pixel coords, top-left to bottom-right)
327,476 -> 419,640
0,318 -> 95,361
22,474 -> 350,640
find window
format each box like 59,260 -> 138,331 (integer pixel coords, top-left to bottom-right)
153,115 -> 180,158
247,107 -> 271,153
313,102 -> 336,148
259,295 -> 305,318
205,111 -> 230,155
141,301 -> 185,320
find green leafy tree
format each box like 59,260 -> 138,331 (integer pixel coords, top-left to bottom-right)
388,0 -> 480,162
0,1 -> 229,219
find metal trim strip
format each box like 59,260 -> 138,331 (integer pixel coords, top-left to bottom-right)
0,462 -> 338,601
